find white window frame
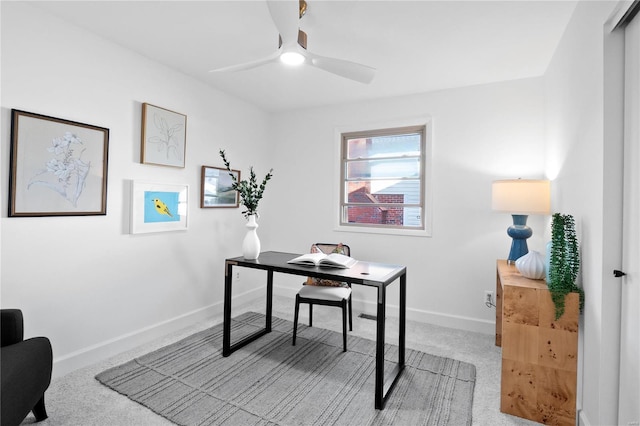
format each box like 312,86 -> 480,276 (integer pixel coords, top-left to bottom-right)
333,117 -> 433,237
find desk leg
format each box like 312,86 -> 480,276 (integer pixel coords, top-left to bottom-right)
266,270 -> 273,332
223,260 -> 233,356
399,272 -> 406,366
375,285 -> 386,409
222,262 -> 272,357
375,272 -> 406,409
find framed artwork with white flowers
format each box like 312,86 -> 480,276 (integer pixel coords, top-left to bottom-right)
9,109 -> 109,217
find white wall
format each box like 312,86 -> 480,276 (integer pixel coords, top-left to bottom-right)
3,1 -> 630,422
266,78 -> 547,332
1,1 -> 550,379
544,1 -> 620,425
0,2 -> 272,376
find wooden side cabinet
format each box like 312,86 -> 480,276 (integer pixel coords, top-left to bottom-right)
495,259 -> 579,426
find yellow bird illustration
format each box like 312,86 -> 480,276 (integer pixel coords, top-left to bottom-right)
152,198 -> 173,217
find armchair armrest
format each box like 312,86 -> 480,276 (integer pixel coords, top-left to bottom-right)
1,309 -> 24,347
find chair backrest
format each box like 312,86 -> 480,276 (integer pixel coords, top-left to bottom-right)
305,243 -> 351,287
1,309 -> 24,347
311,243 -> 350,257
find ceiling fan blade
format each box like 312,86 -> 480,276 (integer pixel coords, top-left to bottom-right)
306,52 -> 376,84
266,0 -> 300,46
209,51 -> 280,73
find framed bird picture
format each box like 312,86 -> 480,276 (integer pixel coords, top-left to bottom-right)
130,181 -> 188,234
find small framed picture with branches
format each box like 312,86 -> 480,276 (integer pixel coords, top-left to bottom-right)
141,103 -> 186,168
201,166 -> 239,208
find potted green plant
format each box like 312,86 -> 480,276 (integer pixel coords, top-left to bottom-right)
219,149 -> 273,218
219,149 -> 273,260
548,213 -> 585,319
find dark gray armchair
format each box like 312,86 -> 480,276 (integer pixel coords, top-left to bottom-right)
1,309 -> 52,426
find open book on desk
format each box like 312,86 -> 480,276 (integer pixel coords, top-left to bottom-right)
287,252 -> 357,269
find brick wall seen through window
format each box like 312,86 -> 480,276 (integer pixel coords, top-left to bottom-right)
340,124 -> 427,232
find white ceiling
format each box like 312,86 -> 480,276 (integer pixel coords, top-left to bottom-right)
29,0 -> 577,112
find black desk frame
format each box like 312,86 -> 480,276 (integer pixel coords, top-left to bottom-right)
223,251 -> 406,409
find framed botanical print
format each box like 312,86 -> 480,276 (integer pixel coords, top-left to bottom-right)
200,165 -> 239,208
141,103 -> 186,168
9,109 -> 109,217
130,181 -> 188,234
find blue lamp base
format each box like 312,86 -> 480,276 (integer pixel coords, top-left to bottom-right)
507,214 -> 532,263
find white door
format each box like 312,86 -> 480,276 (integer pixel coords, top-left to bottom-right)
619,12 -> 640,425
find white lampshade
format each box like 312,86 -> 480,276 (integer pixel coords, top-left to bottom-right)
492,179 -> 551,215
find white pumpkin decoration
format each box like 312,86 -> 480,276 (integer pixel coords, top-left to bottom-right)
515,250 -> 546,280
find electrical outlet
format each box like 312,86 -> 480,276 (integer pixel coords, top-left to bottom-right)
236,271 -> 240,280
484,290 -> 494,307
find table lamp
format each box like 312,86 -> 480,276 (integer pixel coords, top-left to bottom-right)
492,179 -> 551,263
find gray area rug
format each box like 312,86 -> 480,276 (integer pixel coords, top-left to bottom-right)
96,312 -> 476,425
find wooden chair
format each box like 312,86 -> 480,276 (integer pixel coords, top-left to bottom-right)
292,243 -> 353,352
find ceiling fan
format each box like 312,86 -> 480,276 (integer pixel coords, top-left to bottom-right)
209,0 -> 376,84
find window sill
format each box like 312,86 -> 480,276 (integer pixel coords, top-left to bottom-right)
334,224 -> 432,237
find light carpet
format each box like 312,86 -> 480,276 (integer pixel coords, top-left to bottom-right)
95,312 -> 476,425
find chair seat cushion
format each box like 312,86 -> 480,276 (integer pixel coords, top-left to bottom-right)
298,285 -> 351,302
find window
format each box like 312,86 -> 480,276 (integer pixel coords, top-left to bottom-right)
339,123 -> 431,235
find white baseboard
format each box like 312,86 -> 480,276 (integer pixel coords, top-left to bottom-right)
274,285 -> 494,335
578,408 -> 590,426
403,305 -> 494,335
52,287 -> 262,378
54,285 -> 494,378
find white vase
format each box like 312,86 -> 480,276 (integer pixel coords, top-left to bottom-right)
242,215 -> 261,260
515,250 -> 546,280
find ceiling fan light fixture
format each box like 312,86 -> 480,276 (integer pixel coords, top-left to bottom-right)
280,51 -> 305,66
209,0 -> 376,83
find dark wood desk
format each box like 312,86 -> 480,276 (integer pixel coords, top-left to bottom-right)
223,251 -> 407,409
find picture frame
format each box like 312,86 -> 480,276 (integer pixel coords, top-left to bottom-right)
141,103 -> 187,168
130,181 -> 189,234
200,166 -> 240,208
9,109 -> 109,217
